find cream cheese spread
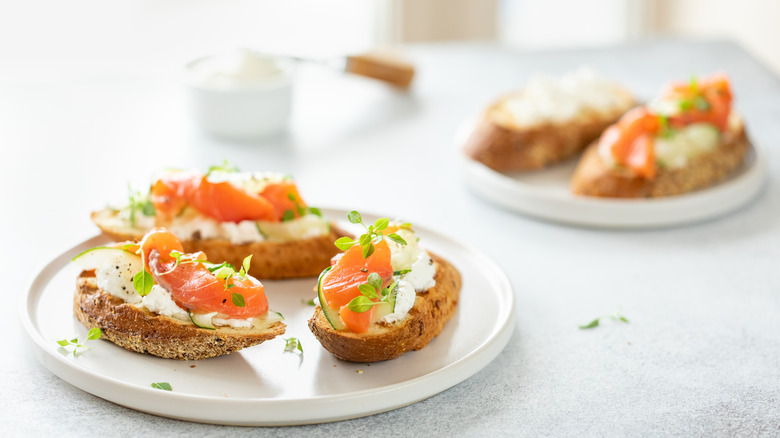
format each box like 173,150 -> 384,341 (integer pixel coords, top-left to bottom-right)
493,67 -> 633,128
188,49 -> 286,91
380,225 -> 437,324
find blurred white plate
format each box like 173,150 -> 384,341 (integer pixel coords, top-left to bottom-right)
457,119 -> 768,228
19,209 -> 514,426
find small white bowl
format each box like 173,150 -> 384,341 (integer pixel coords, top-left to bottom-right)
185,51 -> 294,140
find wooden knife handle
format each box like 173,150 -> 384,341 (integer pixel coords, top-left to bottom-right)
345,53 -> 415,88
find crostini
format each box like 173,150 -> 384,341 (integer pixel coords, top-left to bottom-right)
308,211 -> 461,362
91,164 -> 349,279
463,68 -> 636,172
571,74 -> 750,198
72,228 -> 286,360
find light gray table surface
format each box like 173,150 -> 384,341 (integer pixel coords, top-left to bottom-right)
3,39 -> 779,437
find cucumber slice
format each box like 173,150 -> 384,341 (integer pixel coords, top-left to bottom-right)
188,311 -> 217,330
317,266 -> 345,330
372,283 -> 398,321
257,215 -> 330,241
72,246 -> 140,270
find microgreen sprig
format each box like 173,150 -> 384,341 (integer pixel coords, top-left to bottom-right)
206,159 -> 239,177
677,76 -> 711,113
284,337 -> 303,354
282,192 -> 322,222
132,269 -> 154,296
334,211 -> 409,258
283,337 -> 304,366
579,311 -> 630,330
347,272 -> 397,313
209,254 -> 252,307
127,183 -> 155,228
151,382 -> 172,391
657,115 -> 673,139
57,328 -> 102,356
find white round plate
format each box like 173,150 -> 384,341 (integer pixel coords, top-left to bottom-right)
19,209 -> 514,426
457,119 -> 768,228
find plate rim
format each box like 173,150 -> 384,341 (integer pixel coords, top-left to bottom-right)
456,117 -> 769,228
19,208 -> 516,426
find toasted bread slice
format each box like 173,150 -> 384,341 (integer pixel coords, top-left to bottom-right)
463,80 -> 635,172
91,209 -> 350,280
74,272 -> 286,360
571,118 -> 750,198
308,253 -> 461,363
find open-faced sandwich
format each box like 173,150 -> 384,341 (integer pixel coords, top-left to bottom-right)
72,228 -> 285,360
308,211 -> 461,362
571,74 -> 750,198
91,163 -> 349,279
463,68 -> 636,171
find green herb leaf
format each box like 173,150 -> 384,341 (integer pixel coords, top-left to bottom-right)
386,233 -> 407,246
151,382 -> 172,391
347,210 -> 363,225
241,254 -> 252,276
142,202 -> 155,216
206,261 -> 236,273
679,100 -> 693,111
231,292 -> 246,307
347,295 -> 376,313
284,337 -> 303,354
362,242 -> 375,258
212,265 -> 236,280
579,311 -> 630,330
358,233 -> 372,247
693,95 -> 711,111
393,269 -> 412,276
334,236 -> 356,250
56,339 -> 71,347
309,207 -> 322,217
301,298 -> 316,306
579,319 -> 600,329
358,283 -> 379,299
374,218 -> 389,231
282,209 -> 295,222
400,222 -> 413,230
367,272 -> 382,290
207,159 -> 239,176
132,270 -> 154,296
86,328 -> 102,341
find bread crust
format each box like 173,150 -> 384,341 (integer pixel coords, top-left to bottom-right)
308,252 -> 461,363
91,210 -> 350,280
73,272 -> 286,360
570,122 -> 751,198
463,91 -> 635,172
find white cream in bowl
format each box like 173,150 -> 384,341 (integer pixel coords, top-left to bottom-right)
185,49 -> 294,140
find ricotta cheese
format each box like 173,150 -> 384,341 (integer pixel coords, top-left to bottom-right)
494,67 -> 633,128
188,49 -> 286,91
654,123 -> 720,169
94,253 -> 143,305
141,285 -> 190,322
380,280 -> 416,324
378,225 -> 438,324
